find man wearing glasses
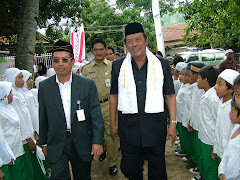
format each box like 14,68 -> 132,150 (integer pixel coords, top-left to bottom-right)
38,40 -> 104,180
82,38 -> 120,176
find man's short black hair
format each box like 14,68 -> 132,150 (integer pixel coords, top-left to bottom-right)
91,38 -> 107,49
199,65 -> 219,87
107,47 -> 115,54
156,51 -> 163,57
173,55 -> 184,66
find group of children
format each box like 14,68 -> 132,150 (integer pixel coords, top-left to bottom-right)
0,68 -> 50,180
174,61 -> 240,180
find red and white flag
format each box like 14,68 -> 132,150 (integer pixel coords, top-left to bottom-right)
71,23 -> 85,63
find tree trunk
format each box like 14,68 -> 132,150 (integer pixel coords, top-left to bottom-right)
15,0 -> 39,72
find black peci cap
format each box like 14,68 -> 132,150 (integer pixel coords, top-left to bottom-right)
51,40 -> 73,54
125,22 -> 144,37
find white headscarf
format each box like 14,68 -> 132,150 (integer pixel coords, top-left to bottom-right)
0,81 -> 20,128
21,70 -> 39,134
35,76 -> 47,89
46,68 -> 56,78
3,68 -> 26,105
3,68 -> 33,141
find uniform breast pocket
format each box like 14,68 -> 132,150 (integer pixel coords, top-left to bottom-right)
87,73 -> 97,79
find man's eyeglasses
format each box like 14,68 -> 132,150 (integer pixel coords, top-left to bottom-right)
52,57 -> 72,63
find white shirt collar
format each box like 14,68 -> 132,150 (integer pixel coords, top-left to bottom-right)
56,72 -> 73,85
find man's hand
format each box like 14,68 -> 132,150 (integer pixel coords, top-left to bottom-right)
168,123 -> 176,145
219,174 -> 225,180
0,169 -> 4,180
42,146 -> 47,157
110,126 -> 119,141
26,138 -> 36,152
91,144 -> 103,160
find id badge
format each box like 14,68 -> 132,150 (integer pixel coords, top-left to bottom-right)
105,79 -> 111,87
76,109 -> 86,121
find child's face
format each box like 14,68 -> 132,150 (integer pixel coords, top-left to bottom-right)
184,70 -> 192,84
174,70 -> 179,79
215,77 -> 233,98
15,73 -> 24,88
229,105 -> 240,124
234,85 -> 240,108
197,74 -> 205,89
179,70 -> 185,83
27,77 -> 33,89
190,71 -> 198,83
7,91 -> 13,104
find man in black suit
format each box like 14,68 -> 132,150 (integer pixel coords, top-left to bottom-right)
38,40 -> 104,180
110,22 -> 177,180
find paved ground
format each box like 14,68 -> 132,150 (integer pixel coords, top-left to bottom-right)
90,140 -> 195,180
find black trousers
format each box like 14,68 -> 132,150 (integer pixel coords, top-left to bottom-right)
120,143 -> 167,180
49,134 -> 91,180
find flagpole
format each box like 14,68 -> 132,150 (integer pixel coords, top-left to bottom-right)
152,0 -> 165,56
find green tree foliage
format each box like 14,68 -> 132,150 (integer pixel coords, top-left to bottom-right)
178,0 -> 240,51
1,0 -> 180,57
115,0 -> 177,52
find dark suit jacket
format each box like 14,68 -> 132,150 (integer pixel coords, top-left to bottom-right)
38,73 -> 104,163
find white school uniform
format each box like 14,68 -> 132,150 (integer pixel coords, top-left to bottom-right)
213,99 -> 234,158
4,68 -> 34,143
174,79 -> 182,95
199,87 -> 220,145
0,81 -> 24,158
189,83 -> 204,131
21,70 -> 39,134
176,83 -> 189,123
0,116 -> 24,158
182,83 -> 195,128
0,128 -> 15,167
218,125 -> 240,180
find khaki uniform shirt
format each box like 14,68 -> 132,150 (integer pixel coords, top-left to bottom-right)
82,58 -> 112,101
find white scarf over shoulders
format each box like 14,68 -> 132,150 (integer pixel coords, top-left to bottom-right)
118,48 -> 164,114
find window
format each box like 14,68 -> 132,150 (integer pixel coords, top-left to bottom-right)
202,53 -> 214,62
215,53 -> 225,60
188,54 -> 198,62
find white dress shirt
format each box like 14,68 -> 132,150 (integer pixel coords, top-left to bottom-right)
189,83 -> 204,131
199,87 -> 220,145
213,99 -> 234,158
182,83 -> 195,128
218,126 -> 240,180
176,83 -> 189,123
56,74 -> 72,130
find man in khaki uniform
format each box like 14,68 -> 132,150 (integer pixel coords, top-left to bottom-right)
82,38 -> 119,176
